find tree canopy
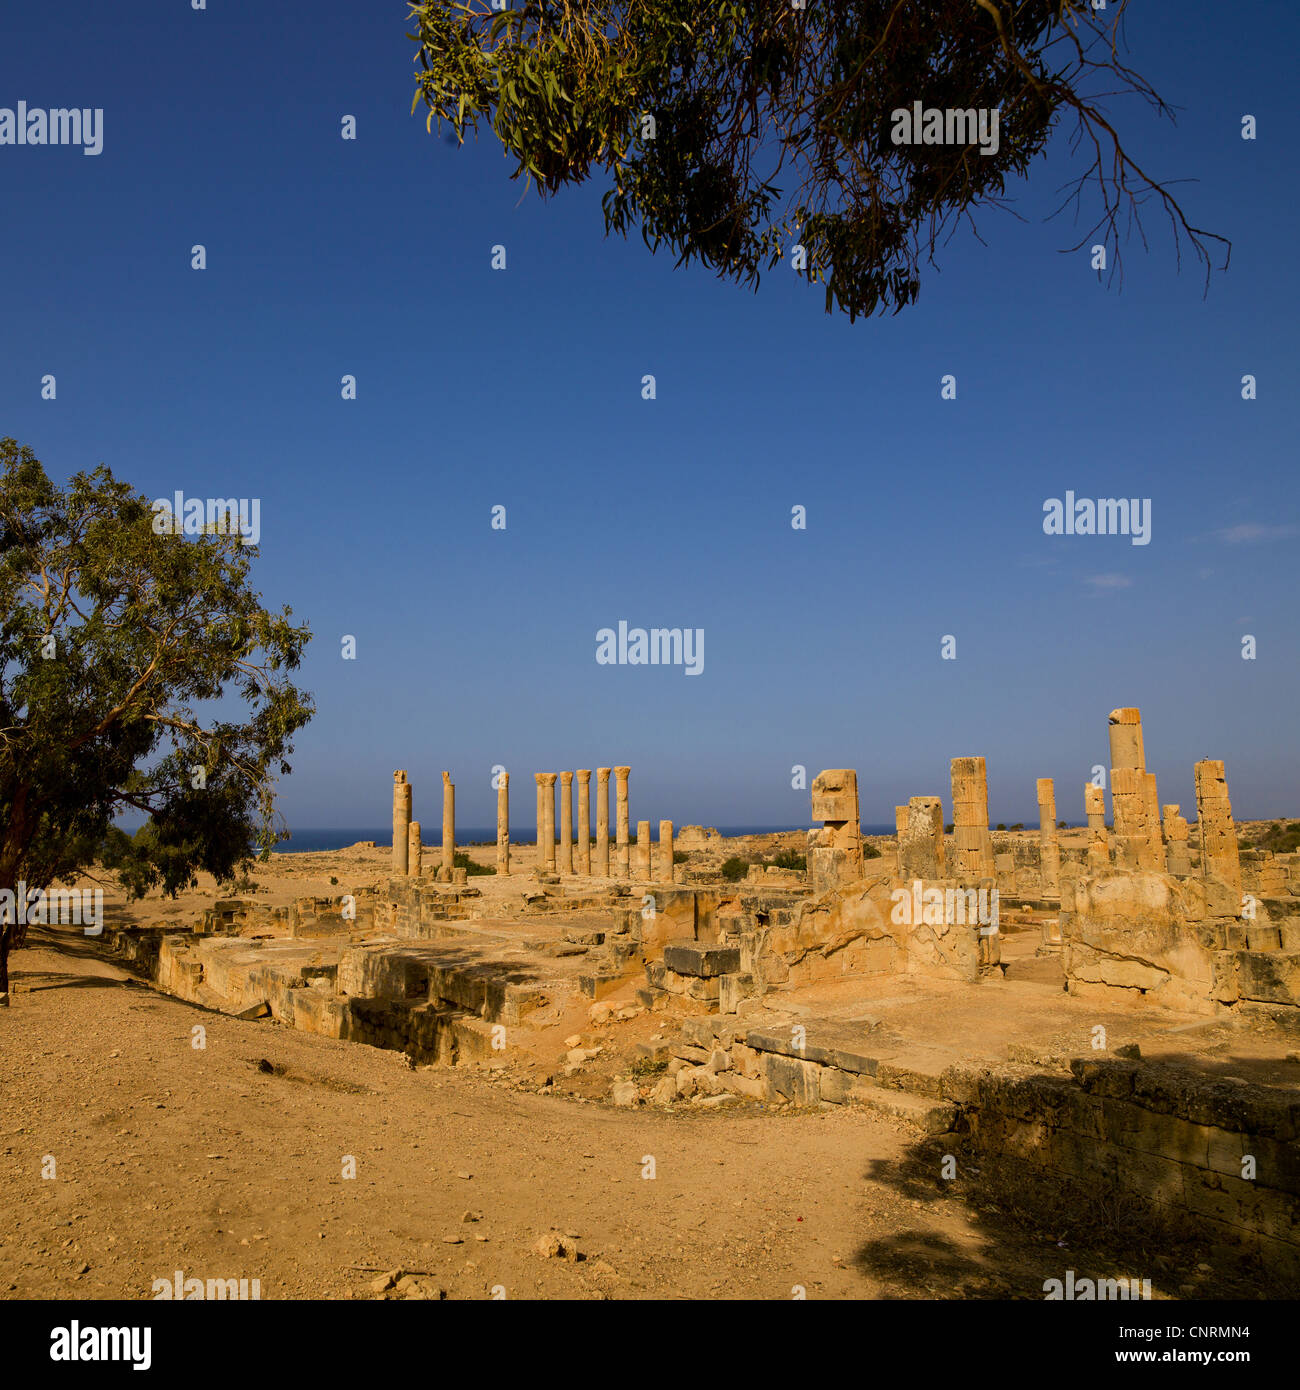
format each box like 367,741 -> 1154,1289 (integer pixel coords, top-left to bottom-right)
409,0 -> 1227,318
0,438 -> 313,999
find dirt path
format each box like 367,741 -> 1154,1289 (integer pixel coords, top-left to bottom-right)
1,926 -> 1096,1300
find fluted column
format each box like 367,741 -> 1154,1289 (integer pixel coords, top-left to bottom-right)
614,766 -> 631,878
496,772 -> 510,874
596,768 -> 611,876
392,771 -> 411,876
540,773 -> 557,871
559,771 -> 574,874
577,771 -> 592,875
659,820 -> 674,883
441,771 -> 455,874
408,821 -> 422,878
636,820 -> 651,880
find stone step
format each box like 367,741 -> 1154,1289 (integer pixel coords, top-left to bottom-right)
872,1049 -> 950,1099
662,940 -> 741,978
849,1084 -> 957,1135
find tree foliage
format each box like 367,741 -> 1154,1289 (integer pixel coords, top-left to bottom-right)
409,0 -> 1227,318
0,439 -> 313,996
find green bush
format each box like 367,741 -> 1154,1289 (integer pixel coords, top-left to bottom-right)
673,850 -> 689,864
720,856 -> 749,882
863,842 -> 881,859
995,823 -> 1006,831
767,848 -> 806,871
1009,822 -> 1024,831
453,850 -> 493,877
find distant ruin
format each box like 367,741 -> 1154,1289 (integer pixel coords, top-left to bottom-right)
104,706 -> 1300,1279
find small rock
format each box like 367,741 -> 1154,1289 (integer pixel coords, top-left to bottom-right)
564,1034 -> 583,1049
369,1270 -> 401,1294
588,1002 -> 612,1026
650,1075 -> 677,1107
443,1236 -> 463,1245
456,1171 -> 472,1180
611,1079 -> 638,1107
461,1210 -> 482,1223
534,1232 -> 578,1261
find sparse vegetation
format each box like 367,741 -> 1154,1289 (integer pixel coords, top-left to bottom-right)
453,850 -> 494,877
1241,821 -> 1300,854
720,856 -> 749,882
767,848 -> 806,872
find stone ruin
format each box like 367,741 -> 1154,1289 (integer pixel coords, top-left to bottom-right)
101,709 -> 1300,1279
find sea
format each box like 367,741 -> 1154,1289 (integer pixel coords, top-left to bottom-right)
270,825 -> 899,853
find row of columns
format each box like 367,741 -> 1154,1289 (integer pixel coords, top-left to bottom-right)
529,767 -> 676,882
885,708 -> 1243,898
392,770 -> 458,879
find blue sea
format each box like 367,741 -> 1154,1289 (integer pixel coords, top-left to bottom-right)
270,825 -> 899,853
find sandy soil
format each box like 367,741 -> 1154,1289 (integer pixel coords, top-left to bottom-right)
0,922 -> 1179,1303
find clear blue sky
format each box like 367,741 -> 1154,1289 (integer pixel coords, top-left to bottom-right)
3,1 -> 1296,833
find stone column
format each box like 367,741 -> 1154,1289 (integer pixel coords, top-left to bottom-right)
1036,778 -> 1060,893
1162,803 -> 1191,876
659,820 -> 675,883
595,768 -> 611,876
614,766 -> 631,879
898,795 -> 945,880
1195,760 -> 1241,894
1108,706 -> 1162,870
1084,783 -> 1110,873
540,773 -> 557,871
636,820 -> 651,880
950,757 -> 995,879
577,771 -> 592,875
809,769 -> 865,893
496,772 -> 510,875
408,821 -> 422,878
392,771 -> 411,876
1107,706 -> 1145,773
534,774 -> 545,867
559,771 -> 574,874
1111,767 -> 1162,871
441,771 -> 456,874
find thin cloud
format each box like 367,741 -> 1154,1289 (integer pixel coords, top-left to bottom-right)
1084,573 -> 1133,590
1216,522 -> 1300,544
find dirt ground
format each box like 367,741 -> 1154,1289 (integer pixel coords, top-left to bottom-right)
0,921 -> 1232,1303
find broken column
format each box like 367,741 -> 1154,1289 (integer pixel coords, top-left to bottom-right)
1036,778 -> 1061,893
659,820 -> 675,883
1162,803 -> 1191,876
898,796 -> 945,880
496,772 -> 510,875
615,766 -> 631,878
951,757 -> 995,880
808,769 -> 865,894
392,771 -> 411,876
408,821 -> 422,878
534,774 -> 546,866
894,806 -> 909,838
1108,706 -> 1162,871
596,768 -> 611,876
636,819 -> 651,880
540,773 -> 557,872
559,771 -> 574,874
577,770 -> 592,875
441,771 -> 456,875
1084,783 -> 1110,873
1195,760 -> 1242,895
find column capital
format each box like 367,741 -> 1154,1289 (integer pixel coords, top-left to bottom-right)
559,770 -> 573,785
540,772 -> 557,787
576,769 -> 591,782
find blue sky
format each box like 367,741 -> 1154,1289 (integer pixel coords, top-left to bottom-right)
2,1 -> 1296,833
